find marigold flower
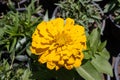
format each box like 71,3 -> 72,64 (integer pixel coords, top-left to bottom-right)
30,18 -> 87,70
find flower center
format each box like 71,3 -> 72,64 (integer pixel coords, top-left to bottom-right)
56,33 -> 66,46
55,31 -> 71,46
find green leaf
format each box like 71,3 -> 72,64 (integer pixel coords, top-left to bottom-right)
91,54 -> 113,76
8,0 -> 16,11
26,0 -> 36,25
99,48 -> 110,60
98,41 -> 107,52
76,62 -> 102,80
0,28 -> 4,37
35,6 -> 42,13
26,48 -> 32,56
88,28 -> 100,54
84,50 -> 91,59
14,12 -> 19,30
91,15 -> 101,20
22,69 -> 31,80
89,28 -> 100,47
10,38 -> 17,53
27,6 -> 32,25
104,3 -> 116,13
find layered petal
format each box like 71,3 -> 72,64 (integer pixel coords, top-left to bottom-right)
30,18 -> 87,70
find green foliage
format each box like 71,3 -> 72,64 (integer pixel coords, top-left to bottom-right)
76,28 -> 113,80
57,0 -> 102,31
91,54 -> 112,76
0,0 -> 42,79
0,59 -> 32,80
76,62 -> 102,80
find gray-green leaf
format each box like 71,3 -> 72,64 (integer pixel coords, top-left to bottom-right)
91,54 -> 113,76
76,62 -> 102,80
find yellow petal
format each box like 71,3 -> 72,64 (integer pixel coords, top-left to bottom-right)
47,50 -> 56,61
73,58 -> 81,67
47,61 -> 56,70
49,43 -> 57,50
32,39 -> 50,49
65,18 -> 74,26
51,18 -> 64,32
65,64 -> 73,70
30,46 -> 36,54
46,21 -> 58,36
55,65 -> 60,70
79,52 -> 84,60
32,29 -> 39,38
38,51 -> 49,63
62,56 -> 69,60
37,21 -> 53,40
72,43 -> 82,50
74,25 -> 84,34
39,56 -> 47,64
61,50 -> 70,56
53,55 -> 60,62
58,60 -> 64,65
36,43 -> 50,49
57,47 -> 62,52
66,56 -> 75,64
37,22 -> 47,36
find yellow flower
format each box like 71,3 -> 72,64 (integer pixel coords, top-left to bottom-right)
30,18 -> 87,70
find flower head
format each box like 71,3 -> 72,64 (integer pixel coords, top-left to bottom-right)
30,18 -> 87,70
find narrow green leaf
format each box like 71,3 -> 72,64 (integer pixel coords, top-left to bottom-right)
104,3 -> 116,13
76,62 -> 102,80
26,48 -> 32,56
31,0 -> 35,12
98,41 -> 107,52
91,15 -> 101,20
6,42 -> 10,51
35,6 -> 42,13
14,12 -> 19,31
10,38 -> 17,53
91,54 -> 113,76
8,0 -> 15,11
0,28 -> 4,37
